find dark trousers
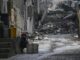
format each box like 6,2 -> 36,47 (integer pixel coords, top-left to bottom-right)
20,47 -> 24,53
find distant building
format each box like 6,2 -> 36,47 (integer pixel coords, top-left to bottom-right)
25,0 -> 34,34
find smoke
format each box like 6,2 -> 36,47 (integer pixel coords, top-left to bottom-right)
49,0 -> 65,10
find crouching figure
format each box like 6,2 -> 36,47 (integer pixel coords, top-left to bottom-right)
19,33 -> 28,53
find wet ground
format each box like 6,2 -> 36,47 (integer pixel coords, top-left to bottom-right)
4,34 -> 80,60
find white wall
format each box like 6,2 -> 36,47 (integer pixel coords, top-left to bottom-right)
27,17 -> 33,34
15,6 -> 24,37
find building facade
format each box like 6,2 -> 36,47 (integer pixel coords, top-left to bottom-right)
12,0 -> 25,37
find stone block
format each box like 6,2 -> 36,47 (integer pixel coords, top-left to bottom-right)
27,44 -> 39,54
